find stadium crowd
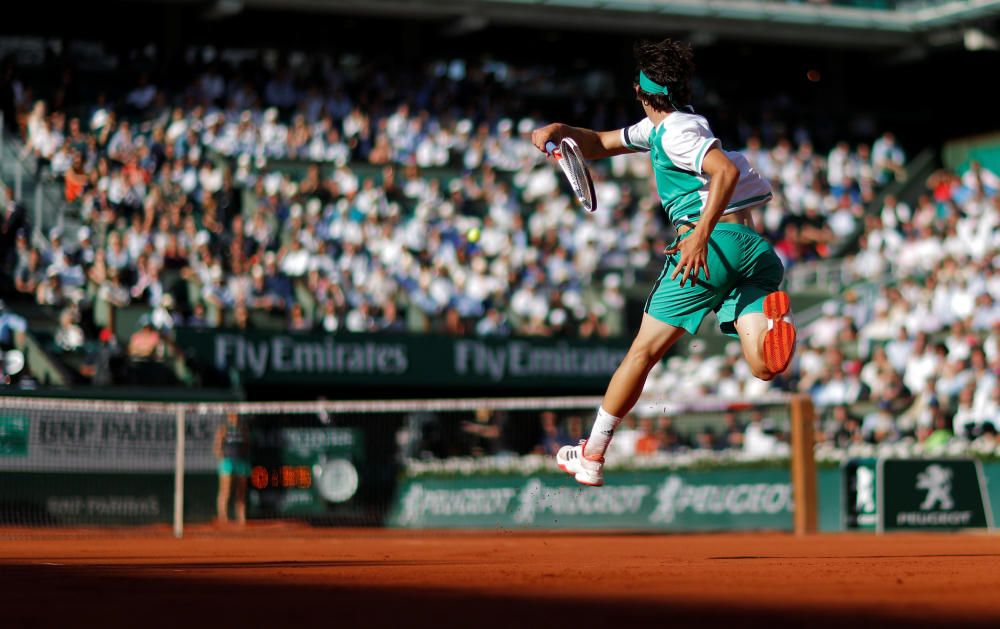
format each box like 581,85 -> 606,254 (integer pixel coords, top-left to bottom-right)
2,47 -> 996,456
2,52 -> 890,350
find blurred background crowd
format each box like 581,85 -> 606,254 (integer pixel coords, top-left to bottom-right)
3,51 -> 905,346
0,29 -> 996,457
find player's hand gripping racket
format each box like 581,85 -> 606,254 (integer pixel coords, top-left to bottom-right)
545,137 -> 597,213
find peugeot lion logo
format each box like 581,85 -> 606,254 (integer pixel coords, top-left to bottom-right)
917,464 -> 954,511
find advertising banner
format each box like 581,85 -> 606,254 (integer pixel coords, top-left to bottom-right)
388,468 -> 794,530
0,411 -> 219,473
878,458 -> 993,531
842,458 -> 877,530
174,329 -> 629,390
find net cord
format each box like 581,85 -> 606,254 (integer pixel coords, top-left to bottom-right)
0,394 -> 793,416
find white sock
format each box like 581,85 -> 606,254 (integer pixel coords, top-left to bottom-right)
583,407 -> 621,460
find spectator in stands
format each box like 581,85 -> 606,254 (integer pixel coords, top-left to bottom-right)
719,411 -> 746,449
288,303 -> 312,332
821,404 -> 862,448
655,415 -> 687,452
0,299 -> 27,349
151,294 -> 181,333
898,376 -> 939,436
634,417 -> 660,456
1,186 -> 28,266
187,302 -> 210,328
806,302 -> 845,349
861,400 -> 898,443
980,388 -> 1000,436
871,132 -> 906,185
36,268 -> 66,307
692,426 -> 720,451
475,308 -> 511,337
231,303 -> 253,331
80,328 -> 120,386
743,410 -> 781,456
813,361 -> 867,408
54,307 -> 84,352
962,160 -> 999,196
127,318 -> 163,361
461,408 -> 509,456
13,241 -> 42,297
95,268 -> 130,330
952,383 -> 981,439
379,300 -> 405,333
535,411 -> 566,456
921,405 -> 954,450
607,415 -> 639,459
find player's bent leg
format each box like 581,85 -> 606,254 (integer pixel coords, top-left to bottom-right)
735,291 -> 796,380
558,315 -> 686,487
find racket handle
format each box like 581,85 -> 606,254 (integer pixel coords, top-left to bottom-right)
544,141 -> 559,157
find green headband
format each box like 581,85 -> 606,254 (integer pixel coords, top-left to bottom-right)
638,70 -> 669,96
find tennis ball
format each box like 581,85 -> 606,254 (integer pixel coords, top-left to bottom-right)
466,227 -> 481,243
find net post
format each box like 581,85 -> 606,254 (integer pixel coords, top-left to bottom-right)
790,394 -> 817,535
173,405 -> 186,539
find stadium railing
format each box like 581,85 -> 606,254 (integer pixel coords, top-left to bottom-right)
0,112 -> 75,245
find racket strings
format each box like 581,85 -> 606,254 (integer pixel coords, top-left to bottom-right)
561,141 -> 595,211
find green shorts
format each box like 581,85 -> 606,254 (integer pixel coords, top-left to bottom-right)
218,458 -> 252,476
645,223 -> 784,337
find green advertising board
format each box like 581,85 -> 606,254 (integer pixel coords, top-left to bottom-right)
389,468 -> 794,530
0,471 -> 219,526
0,416 -> 29,456
841,458 -> 877,530
877,459 -> 994,532
174,328 -> 629,390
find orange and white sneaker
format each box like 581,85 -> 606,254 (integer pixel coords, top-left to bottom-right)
762,291 -> 796,375
556,440 -> 604,487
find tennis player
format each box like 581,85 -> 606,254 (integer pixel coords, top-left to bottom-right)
531,38 -> 796,486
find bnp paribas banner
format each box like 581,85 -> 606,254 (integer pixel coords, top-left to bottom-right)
388,468 -> 794,530
0,411 -> 219,472
174,329 -> 629,389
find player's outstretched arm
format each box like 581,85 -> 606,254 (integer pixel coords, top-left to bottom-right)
531,123 -> 634,160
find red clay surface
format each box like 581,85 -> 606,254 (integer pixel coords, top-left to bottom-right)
3,525 -> 1000,628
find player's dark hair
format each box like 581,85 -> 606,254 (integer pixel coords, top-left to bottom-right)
633,38 -> 695,112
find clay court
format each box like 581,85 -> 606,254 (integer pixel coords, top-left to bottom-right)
2,527 -> 999,628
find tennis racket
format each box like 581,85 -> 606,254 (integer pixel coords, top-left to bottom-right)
545,137 -> 597,213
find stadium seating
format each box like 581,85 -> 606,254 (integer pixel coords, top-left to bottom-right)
0,45 -> 996,458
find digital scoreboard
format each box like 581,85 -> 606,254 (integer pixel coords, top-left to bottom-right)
248,427 -> 363,518
250,465 -> 313,490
